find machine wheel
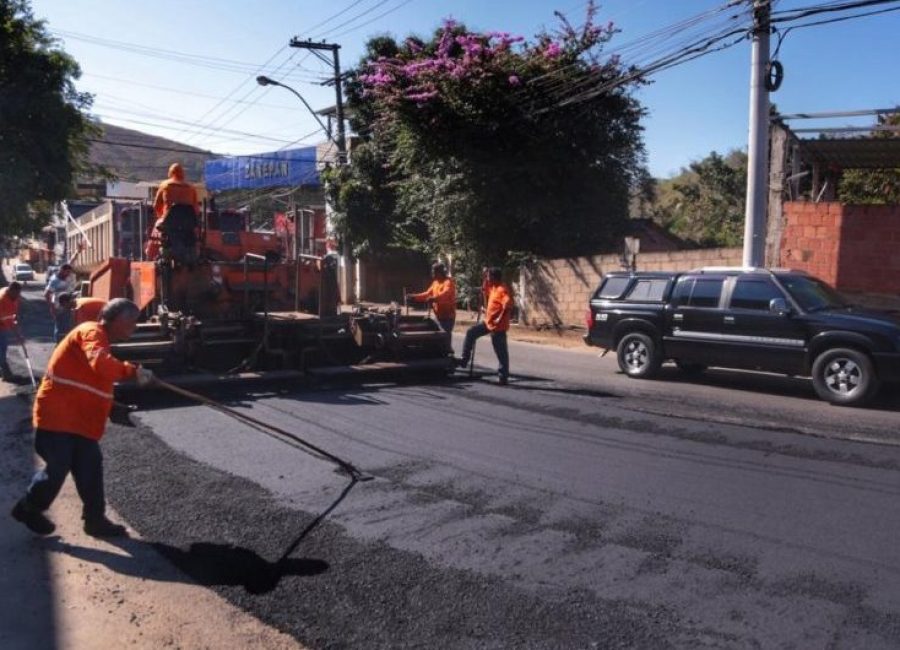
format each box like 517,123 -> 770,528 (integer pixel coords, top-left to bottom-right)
811,347 -> 879,406
616,332 -> 661,379
675,361 -> 706,376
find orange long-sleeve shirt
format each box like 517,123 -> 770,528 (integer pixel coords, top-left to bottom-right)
153,179 -> 199,219
0,288 -> 20,332
33,322 -> 137,440
409,277 -> 457,320
485,283 -> 512,332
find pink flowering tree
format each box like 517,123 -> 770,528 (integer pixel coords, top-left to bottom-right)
328,2 -> 647,281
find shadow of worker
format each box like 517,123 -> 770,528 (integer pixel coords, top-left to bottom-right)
45,537 -> 328,596
151,541 -> 329,595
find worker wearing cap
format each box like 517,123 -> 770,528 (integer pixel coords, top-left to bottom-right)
44,264 -> 77,343
146,163 -> 200,259
0,282 -> 23,381
407,262 -> 457,334
456,267 -> 513,385
10,298 -> 154,538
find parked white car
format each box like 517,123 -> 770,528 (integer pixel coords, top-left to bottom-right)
14,263 -> 35,283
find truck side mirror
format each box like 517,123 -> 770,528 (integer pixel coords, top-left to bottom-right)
769,297 -> 790,316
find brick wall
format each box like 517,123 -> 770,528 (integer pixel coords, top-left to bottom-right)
780,202 -> 900,294
519,247 -> 743,328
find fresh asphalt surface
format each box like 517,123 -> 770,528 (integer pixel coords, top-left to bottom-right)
10,283 -> 900,648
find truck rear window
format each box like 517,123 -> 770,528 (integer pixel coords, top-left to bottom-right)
626,278 -> 669,302
596,276 -> 630,299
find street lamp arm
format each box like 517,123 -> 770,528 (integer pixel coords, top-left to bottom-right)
256,76 -> 342,155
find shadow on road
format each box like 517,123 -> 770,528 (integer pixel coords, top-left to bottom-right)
43,537 -> 329,595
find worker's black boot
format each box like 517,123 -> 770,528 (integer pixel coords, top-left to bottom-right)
11,499 -> 56,535
84,515 -> 128,538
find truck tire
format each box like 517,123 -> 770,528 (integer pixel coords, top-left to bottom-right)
811,347 -> 880,406
617,332 -> 661,379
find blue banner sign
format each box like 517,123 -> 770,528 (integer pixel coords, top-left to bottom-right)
204,146 -> 320,191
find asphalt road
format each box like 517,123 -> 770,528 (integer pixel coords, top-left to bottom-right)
9,283 -> 900,648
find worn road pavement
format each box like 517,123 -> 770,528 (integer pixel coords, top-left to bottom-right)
6,283 -> 900,648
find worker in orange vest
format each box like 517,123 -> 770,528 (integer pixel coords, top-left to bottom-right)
146,163 -> 200,259
407,262 -> 457,334
10,298 -> 154,537
456,267 -> 513,385
0,282 -> 23,381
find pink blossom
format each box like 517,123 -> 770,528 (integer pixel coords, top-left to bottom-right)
508,74 -> 520,86
543,42 -> 562,58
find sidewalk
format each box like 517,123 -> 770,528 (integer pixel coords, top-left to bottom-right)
0,379 -> 304,649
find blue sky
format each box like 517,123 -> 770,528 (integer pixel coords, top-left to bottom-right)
29,0 -> 900,178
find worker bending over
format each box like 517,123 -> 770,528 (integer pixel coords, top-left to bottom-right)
456,267 -> 513,385
11,298 -> 154,537
407,262 -> 457,334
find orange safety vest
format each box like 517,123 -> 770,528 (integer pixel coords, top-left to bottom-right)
33,321 -> 137,440
410,278 -> 457,320
485,283 -> 512,332
153,179 -> 199,219
0,288 -> 19,332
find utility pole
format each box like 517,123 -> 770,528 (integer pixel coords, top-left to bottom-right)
742,0 -> 771,268
289,38 -> 353,304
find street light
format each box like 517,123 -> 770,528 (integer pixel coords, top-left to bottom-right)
256,76 -> 338,151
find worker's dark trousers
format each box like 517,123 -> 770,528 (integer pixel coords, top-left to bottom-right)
461,322 -> 509,380
24,429 -> 105,521
437,318 -> 455,335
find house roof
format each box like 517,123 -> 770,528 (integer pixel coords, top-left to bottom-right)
797,137 -> 900,169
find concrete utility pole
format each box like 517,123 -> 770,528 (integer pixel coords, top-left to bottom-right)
742,0 -> 771,268
289,38 -> 354,304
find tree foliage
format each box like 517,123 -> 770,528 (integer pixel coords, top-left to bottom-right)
837,112 -> 900,205
0,0 -> 100,234
645,150 -> 747,247
330,3 -> 648,275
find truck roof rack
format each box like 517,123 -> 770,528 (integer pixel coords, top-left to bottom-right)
687,266 -> 809,275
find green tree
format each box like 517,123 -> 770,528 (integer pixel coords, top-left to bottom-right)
647,150 -> 747,246
0,0 -> 100,234
837,112 -> 900,205
333,3 -> 648,276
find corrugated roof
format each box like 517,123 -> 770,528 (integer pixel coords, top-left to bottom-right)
798,137 -> 900,169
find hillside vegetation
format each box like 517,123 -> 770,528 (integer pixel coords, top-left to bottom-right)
90,122 -> 214,183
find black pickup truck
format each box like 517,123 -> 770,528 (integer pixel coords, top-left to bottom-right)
584,267 -> 900,406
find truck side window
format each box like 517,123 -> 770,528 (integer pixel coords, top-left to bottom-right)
731,279 -> 783,311
627,279 -> 669,302
689,278 -> 724,308
596,276 -> 630,299
672,278 -> 694,306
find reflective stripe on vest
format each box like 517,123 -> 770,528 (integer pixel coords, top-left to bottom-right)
46,373 -> 113,400
0,315 -> 15,321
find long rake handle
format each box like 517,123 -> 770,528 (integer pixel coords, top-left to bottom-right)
152,378 -> 371,481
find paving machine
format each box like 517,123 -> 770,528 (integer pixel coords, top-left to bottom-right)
79,204 -> 453,383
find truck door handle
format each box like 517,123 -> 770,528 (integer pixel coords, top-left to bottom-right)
723,316 -> 735,324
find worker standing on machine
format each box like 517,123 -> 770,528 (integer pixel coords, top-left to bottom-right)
10,298 -> 154,538
407,262 -> 457,334
146,163 -> 200,260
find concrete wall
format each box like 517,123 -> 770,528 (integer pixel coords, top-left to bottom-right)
780,202 -> 900,294
519,247 -> 743,328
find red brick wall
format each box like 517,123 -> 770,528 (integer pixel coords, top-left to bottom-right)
780,202 -> 900,293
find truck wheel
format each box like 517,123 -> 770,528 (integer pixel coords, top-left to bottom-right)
617,332 -> 661,379
811,348 -> 880,406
